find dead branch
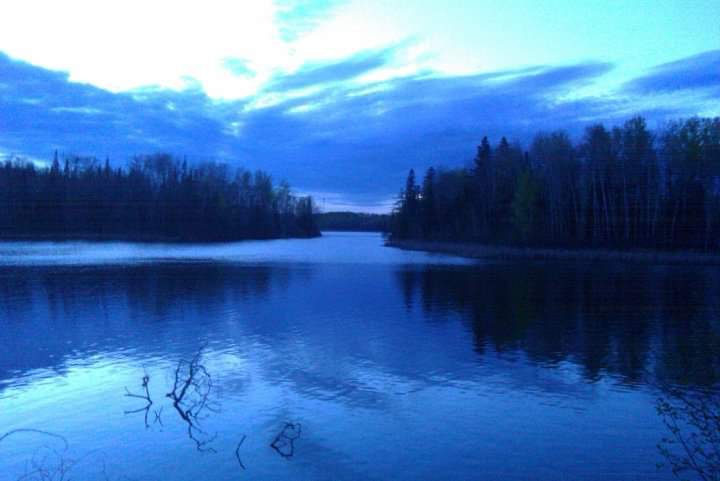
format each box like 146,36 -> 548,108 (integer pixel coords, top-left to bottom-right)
0,429 -> 69,450
17,445 -> 75,481
271,423 -> 301,458
2,430 -> 142,481
235,434 -> 247,470
166,348 -> 218,452
123,372 -> 153,428
657,388 -> 720,481
153,407 -> 163,426
1,430 -> 74,481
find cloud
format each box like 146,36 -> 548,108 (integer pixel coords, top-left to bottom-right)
624,49 -> 720,95
0,48 -> 714,210
265,46 -> 397,91
222,58 -> 256,78
0,52 -> 238,159
274,0 -> 345,42
235,62 -> 618,198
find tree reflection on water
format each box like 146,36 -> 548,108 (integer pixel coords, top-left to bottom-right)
657,389 -> 720,481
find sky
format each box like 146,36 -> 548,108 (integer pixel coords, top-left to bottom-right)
0,0 -> 718,212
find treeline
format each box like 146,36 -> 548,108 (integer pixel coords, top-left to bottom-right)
392,117 -> 720,251
0,153 -> 319,241
314,211 -> 390,232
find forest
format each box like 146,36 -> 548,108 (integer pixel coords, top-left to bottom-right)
314,211 -> 390,232
0,153 -> 319,241
391,116 -> 720,251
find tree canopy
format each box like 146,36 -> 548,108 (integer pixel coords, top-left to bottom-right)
391,116 -> 720,251
0,153 -> 319,241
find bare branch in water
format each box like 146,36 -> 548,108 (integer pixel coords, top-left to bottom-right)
2,429 -> 156,480
19,445 -> 74,481
235,434 -> 247,470
657,388 -> 720,481
271,423 -> 302,458
0,429 -> 69,450
166,348 -> 219,452
0,429 -> 76,481
124,371 -> 153,428
153,407 -> 164,426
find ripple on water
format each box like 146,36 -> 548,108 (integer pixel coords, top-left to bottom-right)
0,233 -> 715,480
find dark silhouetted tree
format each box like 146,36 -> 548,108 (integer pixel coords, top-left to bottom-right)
391,116 -> 720,251
0,153 -> 320,241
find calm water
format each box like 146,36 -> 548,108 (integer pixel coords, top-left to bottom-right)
1,232 -> 718,480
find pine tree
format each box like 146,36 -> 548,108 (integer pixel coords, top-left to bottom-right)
421,167 -> 436,239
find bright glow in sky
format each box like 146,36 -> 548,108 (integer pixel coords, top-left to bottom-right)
0,0 -> 716,98
0,0 -> 718,210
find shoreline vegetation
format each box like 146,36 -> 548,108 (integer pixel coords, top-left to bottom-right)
314,211 -> 390,232
386,239 -> 720,265
0,153 -> 320,242
0,232 -> 320,243
390,116 -> 720,255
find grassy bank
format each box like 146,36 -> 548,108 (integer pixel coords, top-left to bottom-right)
386,239 -> 720,265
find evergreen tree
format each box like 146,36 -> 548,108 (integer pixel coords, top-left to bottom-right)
421,167 -> 436,239
0,153 -> 320,241
390,116 -> 720,251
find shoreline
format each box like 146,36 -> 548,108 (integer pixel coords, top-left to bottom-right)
0,232 -> 322,244
386,239 -> 720,265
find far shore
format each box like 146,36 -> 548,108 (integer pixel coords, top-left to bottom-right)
0,232 -> 322,244
386,239 -> 720,265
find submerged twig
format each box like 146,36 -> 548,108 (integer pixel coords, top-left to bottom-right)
0,429 -> 69,450
166,348 -> 218,452
270,423 -> 302,458
235,435 -> 247,470
657,388 -> 720,481
124,371 -> 153,428
1,429 -> 75,481
153,407 -> 163,426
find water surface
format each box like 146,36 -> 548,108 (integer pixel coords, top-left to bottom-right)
1,232 -> 718,480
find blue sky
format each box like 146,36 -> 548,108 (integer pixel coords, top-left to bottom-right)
0,0 -> 718,211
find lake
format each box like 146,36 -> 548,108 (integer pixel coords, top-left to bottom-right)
0,232 -> 718,480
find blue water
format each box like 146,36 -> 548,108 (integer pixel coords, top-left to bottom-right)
0,232 -> 717,480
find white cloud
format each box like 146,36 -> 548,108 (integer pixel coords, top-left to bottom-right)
2,0 -> 714,105
0,0 -> 439,101
0,0 -> 715,109
0,0 -> 289,97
